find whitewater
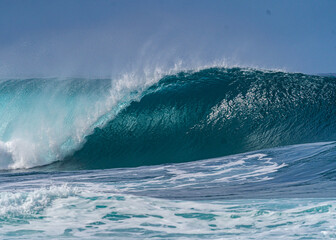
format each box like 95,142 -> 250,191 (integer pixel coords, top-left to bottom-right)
1,67 -> 336,239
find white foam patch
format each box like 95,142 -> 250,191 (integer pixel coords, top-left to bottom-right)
1,188 -> 336,239
146,153 -> 285,189
0,140 -> 41,169
0,185 -> 77,219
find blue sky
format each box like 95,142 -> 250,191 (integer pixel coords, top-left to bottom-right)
0,0 -> 335,77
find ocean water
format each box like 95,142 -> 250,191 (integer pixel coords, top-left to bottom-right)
1,67 -> 336,239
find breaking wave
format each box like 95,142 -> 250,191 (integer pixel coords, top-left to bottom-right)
0,67 -> 335,170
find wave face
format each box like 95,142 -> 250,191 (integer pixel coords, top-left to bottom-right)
0,67 -> 336,170
61,68 -> 336,169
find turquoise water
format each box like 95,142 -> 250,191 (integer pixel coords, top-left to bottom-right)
0,67 -> 336,239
